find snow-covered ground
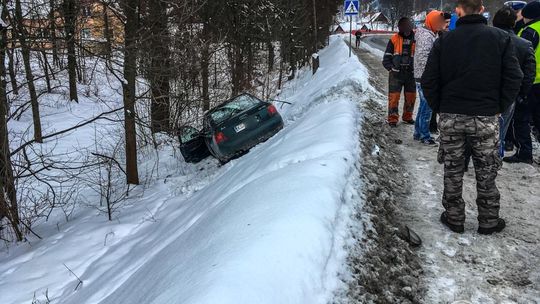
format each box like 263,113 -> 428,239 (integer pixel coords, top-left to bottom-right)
0,37 -> 373,303
355,36 -> 540,303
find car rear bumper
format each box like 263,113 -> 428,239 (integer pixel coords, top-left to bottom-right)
213,115 -> 284,160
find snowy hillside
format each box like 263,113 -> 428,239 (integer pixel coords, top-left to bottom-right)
0,36 -> 373,304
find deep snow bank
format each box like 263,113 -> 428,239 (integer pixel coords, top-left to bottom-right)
0,36 -> 371,304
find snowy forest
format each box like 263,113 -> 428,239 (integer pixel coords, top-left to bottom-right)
0,0 -> 342,242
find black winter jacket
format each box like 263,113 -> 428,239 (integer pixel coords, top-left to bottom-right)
421,15 -> 523,116
504,29 -> 536,99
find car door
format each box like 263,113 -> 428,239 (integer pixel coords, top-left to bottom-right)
178,126 -> 211,163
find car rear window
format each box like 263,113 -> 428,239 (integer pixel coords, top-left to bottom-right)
209,94 -> 261,124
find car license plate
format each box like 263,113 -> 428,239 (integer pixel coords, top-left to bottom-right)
234,123 -> 246,133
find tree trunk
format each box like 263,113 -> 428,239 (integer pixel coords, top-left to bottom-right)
231,45 -> 244,96
312,0 -> 318,54
201,22 -> 210,112
14,0 -> 43,142
102,1 -> 112,56
0,6 -> 23,241
40,50 -> 52,93
6,48 -> 17,95
148,0 -> 170,133
62,0 -> 79,102
49,0 -> 60,67
122,0 -> 139,185
267,40 -> 274,73
246,42 -> 253,86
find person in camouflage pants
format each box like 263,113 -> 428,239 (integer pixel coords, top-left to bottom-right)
438,114 -> 503,229
421,0 -> 523,234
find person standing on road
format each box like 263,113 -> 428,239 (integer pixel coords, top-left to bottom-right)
382,17 -> 416,127
504,1 -> 528,34
413,10 -> 446,145
421,0 -> 523,235
493,6 -> 536,158
505,1 -> 540,164
355,30 -> 363,48
430,12 -> 455,134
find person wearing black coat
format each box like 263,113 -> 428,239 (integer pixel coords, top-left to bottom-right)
355,30 -> 363,48
421,0 -> 523,235
493,6 -> 536,158
422,15 -> 522,116
505,1 -> 540,164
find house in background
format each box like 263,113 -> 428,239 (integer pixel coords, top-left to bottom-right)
332,24 -> 346,34
78,0 -> 124,55
7,0 -> 123,55
358,12 -> 390,31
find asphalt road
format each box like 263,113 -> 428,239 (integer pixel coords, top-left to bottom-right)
362,34 -> 392,52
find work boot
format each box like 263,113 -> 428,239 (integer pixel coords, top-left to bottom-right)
440,212 -> 464,233
403,119 -> 415,125
504,142 -> 514,152
478,219 -> 506,235
503,155 -> 533,164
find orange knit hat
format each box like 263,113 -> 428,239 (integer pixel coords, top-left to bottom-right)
425,10 -> 444,32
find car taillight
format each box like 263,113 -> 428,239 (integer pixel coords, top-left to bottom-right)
214,132 -> 228,144
268,104 -> 278,115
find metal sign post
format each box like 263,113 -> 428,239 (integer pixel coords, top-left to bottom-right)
349,16 -> 352,57
344,0 -> 359,57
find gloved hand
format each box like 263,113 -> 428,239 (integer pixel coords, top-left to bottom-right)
517,95 -> 528,105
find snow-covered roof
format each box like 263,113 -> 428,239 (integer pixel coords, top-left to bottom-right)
359,12 -> 389,24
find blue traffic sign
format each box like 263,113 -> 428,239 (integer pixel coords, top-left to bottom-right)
344,0 -> 359,16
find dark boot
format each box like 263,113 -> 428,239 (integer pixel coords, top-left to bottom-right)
478,218 -> 506,235
440,212 -> 464,233
403,119 -> 415,125
503,154 -> 533,164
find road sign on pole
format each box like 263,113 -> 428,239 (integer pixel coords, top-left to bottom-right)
344,0 -> 359,16
344,0 -> 359,57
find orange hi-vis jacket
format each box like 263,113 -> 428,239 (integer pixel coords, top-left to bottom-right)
382,33 -> 416,72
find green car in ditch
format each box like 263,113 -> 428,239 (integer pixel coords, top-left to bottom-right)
178,93 -> 284,164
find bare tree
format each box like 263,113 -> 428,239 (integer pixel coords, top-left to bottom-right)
12,0 -> 43,142
0,3 -> 23,241
121,0 -> 140,185
49,0 -> 60,67
62,0 -> 79,102
380,0 -> 414,30
146,0 -> 171,133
